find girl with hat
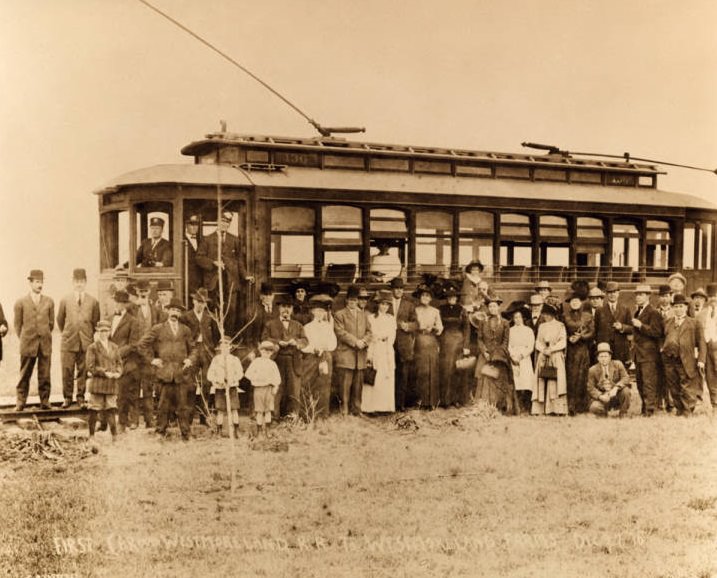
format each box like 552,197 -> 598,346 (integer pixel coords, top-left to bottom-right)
532,303 -> 568,415
412,284 -> 443,409
563,286 -> 595,415
473,293 -> 513,414
505,303 -> 535,414
300,298 -> 337,418
438,283 -> 470,407
361,290 -> 397,413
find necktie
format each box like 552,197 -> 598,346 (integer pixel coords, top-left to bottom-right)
77,294 -> 82,307
604,366 -> 609,380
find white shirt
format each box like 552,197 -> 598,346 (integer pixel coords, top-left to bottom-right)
302,320 -> 338,353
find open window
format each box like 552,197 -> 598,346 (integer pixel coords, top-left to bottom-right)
100,209 -> 129,270
458,210 -> 493,270
499,213 -> 532,266
134,202 -> 173,269
321,205 -> 362,280
611,221 -> 640,272
646,220 -> 672,271
270,206 -> 315,278
369,208 -> 406,281
416,210 -> 452,278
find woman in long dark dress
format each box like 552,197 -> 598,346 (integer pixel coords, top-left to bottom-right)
563,288 -> 595,415
413,284 -> 443,409
438,285 -> 470,407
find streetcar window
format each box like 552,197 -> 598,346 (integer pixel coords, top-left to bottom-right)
611,222 -> 639,270
100,210 -> 129,270
134,202 -> 173,269
539,215 -> 569,240
458,211 -> 493,270
500,213 -> 532,267
416,211 -> 452,276
370,209 -> 406,234
500,214 -> 531,239
321,205 -> 361,246
577,217 -> 605,240
646,220 -> 672,270
575,218 -> 605,269
698,223 -> 713,270
271,206 -> 315,278
683,223 -> 695,269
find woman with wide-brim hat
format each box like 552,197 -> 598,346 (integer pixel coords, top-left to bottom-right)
412,284 -> 443,409
504,302 -> 535,414
361,290 -> 397,413
563,286 -> 595,415
531,303 -> 568,415
460,260 -> 488,312
473,293 -> 514,414
438,283 -> 471,407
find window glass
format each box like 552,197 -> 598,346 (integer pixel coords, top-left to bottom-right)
135,202 -> 173,268
100,210 -> 129,270
272,206 -> 315,232
322,205 -> 361,229
683,223 -> 695,269
370,209 -> 406,233
271,235 -> 314,278
458,239 -> 493,269
501,213 -> 531,238
646,220 -> 671,242
539,215 -> 568,239
417,211 -> 452,235
459,211 -> 493,234
577,217 -> 604,240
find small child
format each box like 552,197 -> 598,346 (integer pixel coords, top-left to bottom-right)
245,341 -> 281,438
206,337 -> 245,438
85,320 -> 123,440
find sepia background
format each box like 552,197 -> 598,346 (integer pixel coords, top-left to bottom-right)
0,0 -> 715,310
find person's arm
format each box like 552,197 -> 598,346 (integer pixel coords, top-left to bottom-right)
433,309 -> 444,337
56,298 -> 66,332
294,324 -> 309,351
615,361 -> 631,388
161,242 -> 173,267
552,323 -> 567,353
85,345 -> 106,378
580,314 -> 595,342
586,367 -> 601,401
334,311 -> 359,348
13,300 -> 23,338
48,299 -> 55,333
137,324 -> 159,363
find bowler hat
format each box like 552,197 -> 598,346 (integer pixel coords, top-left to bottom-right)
135,279 -> 150,292
27,269 -> 44,281
464,260 -> 484,274
259,281 -> 274,296
389,277 -> 405,289
672,294 -> 688,306
167,298 -> 185,311
658,285 -> 672,296
191,288 -> 211,303
605,281 -> 620,293
596,342 -> 612,354
114,290 -> 130,304
691,288 -> 708,300
149,217 -> 165,227
72,268 -> 87,281
156,279 -> 174,292
275,294 -> 293,306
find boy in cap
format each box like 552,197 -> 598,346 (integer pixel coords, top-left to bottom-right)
661,294 -> 700,415
136,216 -> 173,268
57,268 -> 100,408
587,342 -> 631,417
86,320 -> 122,439
207,337 -> 245,437
14,270 -> 55,410
245,341 -> 282,437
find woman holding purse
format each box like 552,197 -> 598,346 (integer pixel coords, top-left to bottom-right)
361,290 -> 397,413
474,293 -> 513,413
531,304 -> 568,415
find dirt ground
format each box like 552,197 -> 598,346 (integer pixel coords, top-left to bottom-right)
2,403 -> 717,578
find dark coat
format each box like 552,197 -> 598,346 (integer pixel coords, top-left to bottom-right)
109,311 -> 143,373
57,293 -> 100,352
86,340 -> 122,395
661,316 -> 699,379
333,307 -> 372,370
184,234 -> 203,296
475,316 -> 510,365
181,309 -> 219,363
388,297 -> 417,361
14,294 -> 54,357
631,304 -> 663,364
262,318 -> 308,372
251,301 -> 279,346
196,231 -> 246,292
138,321 -> 198,383
136,237 -> 173,268
594,302 -> 633,363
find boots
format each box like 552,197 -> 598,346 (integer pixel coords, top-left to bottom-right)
88,410 -> 98,436
108,409 -> 118,440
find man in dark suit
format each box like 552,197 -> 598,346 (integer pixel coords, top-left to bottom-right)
14,269 -> 54,410
184,214 -> 203,297
388,277 -> 417,410
57,268 -> 101,408
334,285 -> 372,416
138,298 -> 198,440
595,281 -> 633,365
132,279 -> 159,427
136,216 -> 173,268
587,342 -> 631,417
631,285 -> 664,416
182,288 -> 219,423
262,294 -> 308,416
109,290 -> 142,432
661,294 -> 701,415
250,281 -> 278,347
196,211 -> 254,332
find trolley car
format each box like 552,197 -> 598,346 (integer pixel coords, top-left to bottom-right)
96,130 -> 717,329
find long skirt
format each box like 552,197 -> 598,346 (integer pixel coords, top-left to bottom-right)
531,377 -> 569,415
362,340 -> 395,413
300,352 -> 332,418
414,333 -> 440,408
475,361 -> 514,414
439,328 -> 467,406
566,343 -> 590,414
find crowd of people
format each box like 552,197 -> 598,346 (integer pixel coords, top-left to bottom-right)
4,258 -> 717,442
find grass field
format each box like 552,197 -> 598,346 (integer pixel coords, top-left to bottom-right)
2,405 -> 716,578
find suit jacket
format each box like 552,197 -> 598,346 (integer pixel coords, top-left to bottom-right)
595,302 -> 633,363
86,340 -> 122,395
184,234 -> 203,295
138,321 -> 198,383
109,311 -> 142,373
14,294 -> 54,357
182,309 -> 219,363
0,303 -> 7,362
130,302 -> 159,335
262,317 -> 308,373
661,316 -> 699,378
631,304 -> 663,363
196,231 -> 246,292
389,297 -> 417,361
333,307 -> 372,370
587,359 -> 631,401
57,293 -> 100,352
136,237 -> 173,268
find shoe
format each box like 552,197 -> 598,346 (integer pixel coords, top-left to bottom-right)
40,403 -> 52,410
61,399 -> 72,409
98,422 -> 108,432
129,424 -> 138,430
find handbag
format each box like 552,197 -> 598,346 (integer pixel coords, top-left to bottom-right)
455,355 -> 477,371
480,362 -> 500,379
538,358 -> 558,380
363,366 -> 377,386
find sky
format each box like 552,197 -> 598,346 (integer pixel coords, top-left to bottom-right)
0,0 -> 715,310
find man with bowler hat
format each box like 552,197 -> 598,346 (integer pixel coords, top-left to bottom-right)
14,270 -> 55,410
595,281 -> 633,365
661,294 -> 700,415
57,268 -> 100,408
631,285 -> 664,416
136,216 -> 173,268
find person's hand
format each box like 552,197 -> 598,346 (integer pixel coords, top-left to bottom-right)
272,386 -> 279,396
247,351 -> 256,362
483,352 -> 491,361
0,324 -> 7,337
462,348 -> 470,356
698,361 -> 705,376
609,386 -> 619,398
631,318 -> 642,329
214,260 -> 225,270
569,334 -> 579,344
246,276 -> 255,284
356,340 -> 367,350
287,339 -> 297,347
279,340 -> 288,347
599,393 -> 610,404
151,358 -> 163,368
613,322 -> 622,331
183,358 -> 193,369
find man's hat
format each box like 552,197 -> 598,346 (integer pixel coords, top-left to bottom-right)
389,277 -> 405,289
464,260 -> 484,274
135,279 -> 150,292
529,294 -> 544,306
156,279 -> 174,292
706,283 -> 717,298
534,280 -> 552,292
259,281 -> 274,296
375,289 -> 393,303
149,217 -> 165,227
275,293 -> 293,306
72,268 -> 87,281
113,265 -> 129,280
634,284 -> 652,294
605,281 -> 620,293
27,269 -> 44,281
691,288 -> 708,300
167,297 -> 185,311
667,273 -> 687,288
346,285 -> 361,299
658,285 -> 672,296
541,303 -> 560,318
596,342 -> 612,354
96,320 -> 112,331
191,288 -> 211,303
672,293 -> 689,306
588,287 -> 605,298
220,211 -> 233,223
114,290 -> 130,304
186,214 -> 200,225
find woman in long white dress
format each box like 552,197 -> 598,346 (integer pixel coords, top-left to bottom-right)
362,290 -> 397,413
507,305 -> 536,414
531,303 -> 568,415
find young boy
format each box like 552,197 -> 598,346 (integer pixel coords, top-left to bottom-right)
245,341 -> 281,438
206,337 -> 244,437
85,320 -> 123,440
